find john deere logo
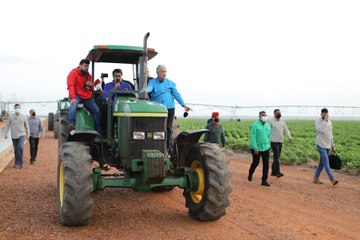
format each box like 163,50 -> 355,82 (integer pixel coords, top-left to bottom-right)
147,132 -> 153,139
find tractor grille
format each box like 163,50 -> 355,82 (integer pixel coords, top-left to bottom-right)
128,117 -> 166,158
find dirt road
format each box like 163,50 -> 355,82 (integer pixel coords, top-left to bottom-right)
0,129 -> 359,240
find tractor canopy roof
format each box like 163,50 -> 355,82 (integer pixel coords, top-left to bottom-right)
85,45 -> 157,64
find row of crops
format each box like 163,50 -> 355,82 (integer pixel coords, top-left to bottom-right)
176,118 -> 360,169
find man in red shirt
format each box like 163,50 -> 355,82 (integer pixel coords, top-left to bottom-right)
67,59 -> 101,133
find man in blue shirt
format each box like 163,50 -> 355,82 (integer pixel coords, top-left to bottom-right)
100,68 -> 134,133
102,68 -> 134,104
147,64 -> 190,152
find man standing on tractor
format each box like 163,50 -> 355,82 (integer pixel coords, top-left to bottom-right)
67,59 -> 101,133
147,64 -> 191,152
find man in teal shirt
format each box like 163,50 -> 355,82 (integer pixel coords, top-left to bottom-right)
147,65 -> 190,152
248,111 -> 272,187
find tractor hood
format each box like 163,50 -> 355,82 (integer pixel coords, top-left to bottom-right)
113,97 -> 168,117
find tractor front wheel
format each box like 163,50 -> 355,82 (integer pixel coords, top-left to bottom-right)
57,142 -> 93,226
183,142 -> 232,221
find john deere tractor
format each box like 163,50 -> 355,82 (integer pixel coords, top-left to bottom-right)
56,33 -> 232,226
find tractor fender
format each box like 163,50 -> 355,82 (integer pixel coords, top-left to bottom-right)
67,130 -> 98,143
174,129 -> 209,167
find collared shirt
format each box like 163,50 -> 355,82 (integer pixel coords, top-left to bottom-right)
250,119 -> 271,151
5,113 -> 30,139
315,118 -> 335,149
28,116 -> 44,138
268,117 -> 292,142
102,80 -> 134,103
147,78 -> 185,109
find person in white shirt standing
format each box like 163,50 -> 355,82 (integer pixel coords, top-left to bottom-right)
314,108 -> 338,186
4,104 -> 30,169
268,109 -> 292,178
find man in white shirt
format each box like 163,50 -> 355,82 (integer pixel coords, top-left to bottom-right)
314,108 -> 338,186
268,109 -> 292,178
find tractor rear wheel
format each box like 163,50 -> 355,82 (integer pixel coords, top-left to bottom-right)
183,142 -> 232,221
57,142 -> 93,226
48,112 -> 54,131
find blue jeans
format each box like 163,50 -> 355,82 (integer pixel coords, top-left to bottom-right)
12,136 -> 25,167
315,145 -> 334,181
69,95 -> 101,133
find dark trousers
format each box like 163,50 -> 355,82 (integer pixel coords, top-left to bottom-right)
249,149 -> 270,181
29,137 -> 40,162
271,142 -> 283,175
166,108 -> 175,152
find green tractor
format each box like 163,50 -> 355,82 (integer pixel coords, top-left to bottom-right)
53,98 -> 70,139
56,33 -> 232,226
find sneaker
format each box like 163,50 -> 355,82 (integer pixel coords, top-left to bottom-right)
14,165 -> 23,169
247,174 -> 252,182
68,124 -> 75,132
313,177 -> 323,184
261,181 -> 271,187
30,161 -> 34,165
331,179 -> 339,186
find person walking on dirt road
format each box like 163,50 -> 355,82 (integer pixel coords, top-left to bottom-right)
4,104 -> 30,169
314,108 -> 339,186
28,109 -> 45,164
268,109 -> 292,178
67,59 -> 101,133
147,64 -> 191,152
204,112 -> 226,147
248,111 -> 272,187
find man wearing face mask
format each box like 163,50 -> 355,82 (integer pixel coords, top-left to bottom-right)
4,104 -> 30,169
67,59 -> 101,133
28,109 -> 45,164
268,109 -> 292,178
314,108 -> 339,186
204,112 -> 226,147
248,111 -> 272,187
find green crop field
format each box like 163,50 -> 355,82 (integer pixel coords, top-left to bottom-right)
176,118 -> 360,169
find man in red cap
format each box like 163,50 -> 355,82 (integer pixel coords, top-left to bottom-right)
207,112 -> 219,125
204,112 -> 226,147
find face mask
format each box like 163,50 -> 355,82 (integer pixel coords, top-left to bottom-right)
276,113 -> 281,119
214,117 -> 219,123
31,112 -> 36,117
261,116 -> 268,122
15,108 -> 21,114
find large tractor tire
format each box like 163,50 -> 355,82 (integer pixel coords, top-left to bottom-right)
48,112 -> 54,131
57,142 -> 93,226
54,121 -> 59,139
183,142 -> 232,221
59,114 -> 69,150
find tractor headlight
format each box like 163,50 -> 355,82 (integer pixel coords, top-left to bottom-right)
153,132 -> 165,140
133,131 -> 145,140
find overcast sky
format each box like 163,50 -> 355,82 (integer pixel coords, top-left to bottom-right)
1,0 -> 360,116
